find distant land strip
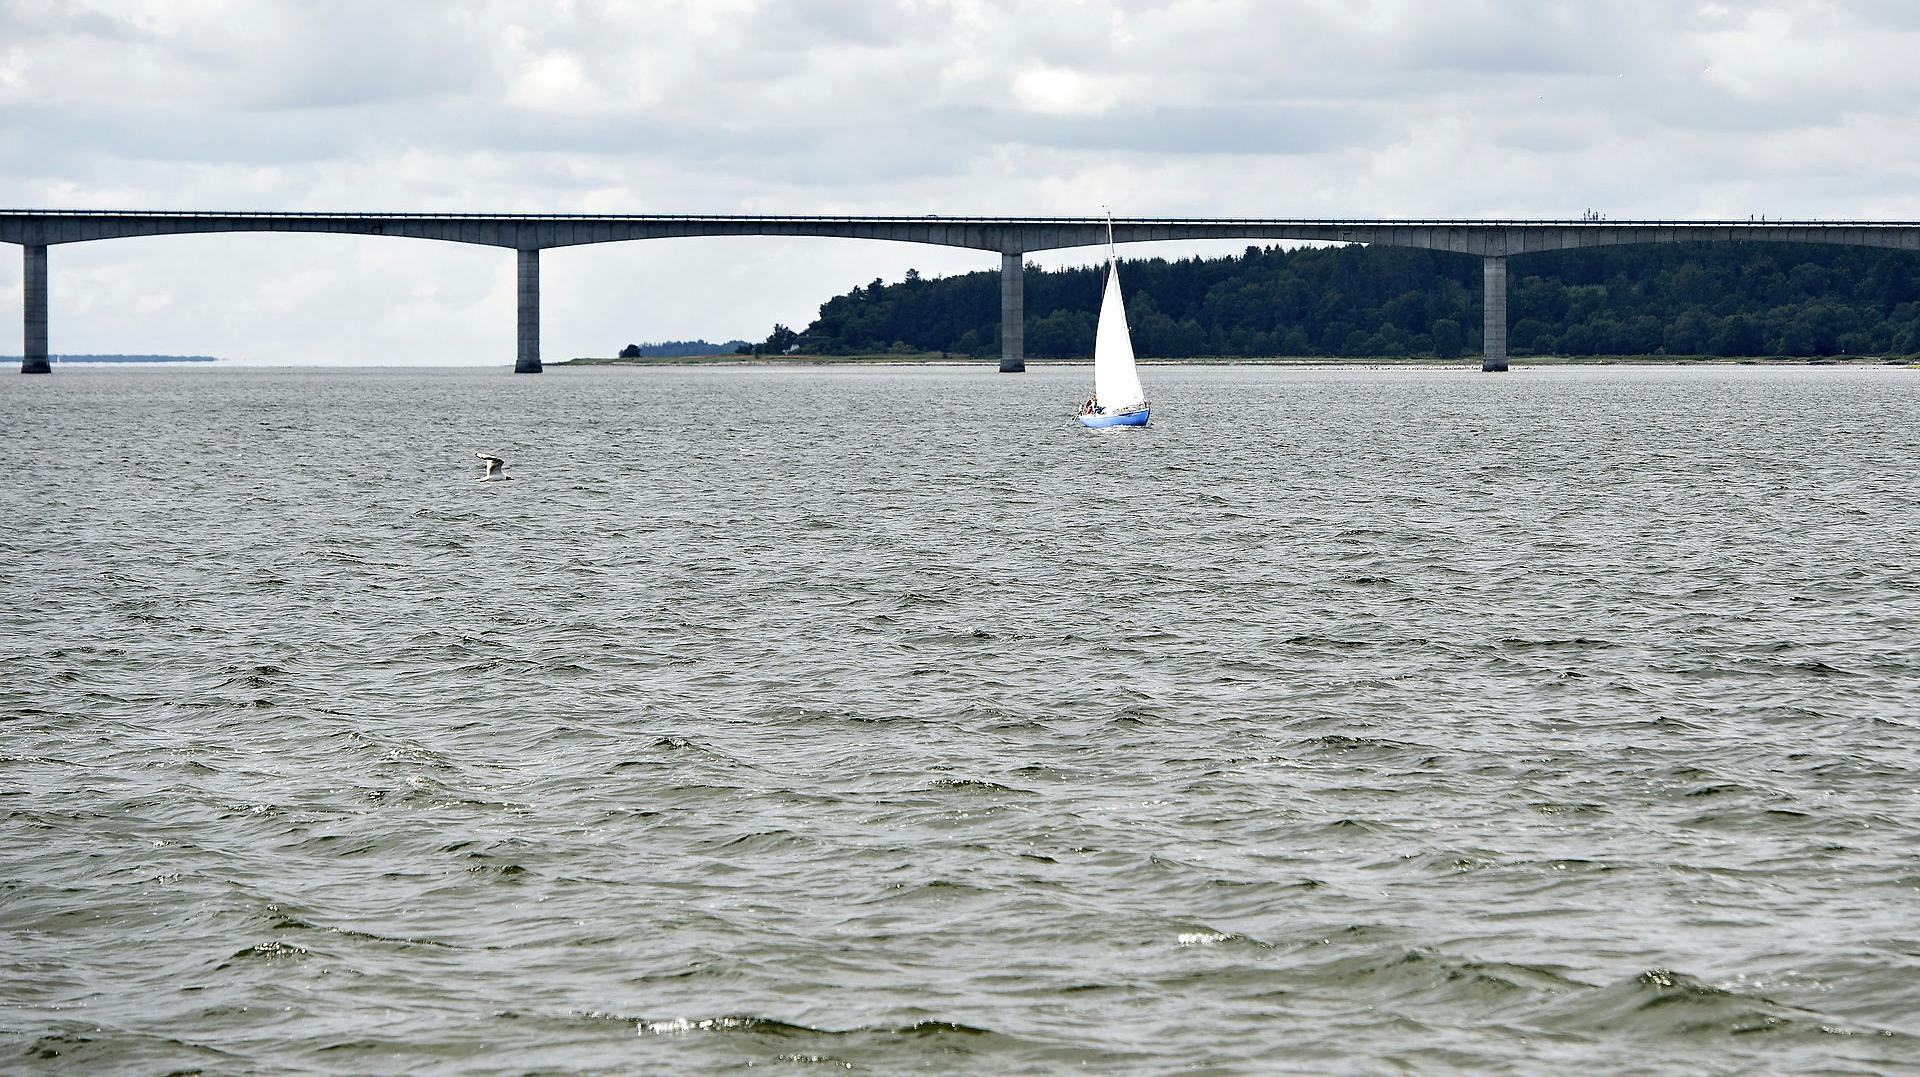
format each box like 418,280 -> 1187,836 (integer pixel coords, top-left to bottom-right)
0,354 -> 218,363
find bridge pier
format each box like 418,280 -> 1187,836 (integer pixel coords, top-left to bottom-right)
22,244 -> 49,374
1000,251 -> 1024,373
515,248 -> 541,374
1482,255 -> 1508,373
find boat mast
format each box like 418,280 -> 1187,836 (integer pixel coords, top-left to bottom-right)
1093,206 -> 1116,408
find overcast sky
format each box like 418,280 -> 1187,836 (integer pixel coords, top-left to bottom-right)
5,0 -> 1920,363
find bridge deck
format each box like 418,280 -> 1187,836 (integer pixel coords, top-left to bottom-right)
6,211 -> 1919,255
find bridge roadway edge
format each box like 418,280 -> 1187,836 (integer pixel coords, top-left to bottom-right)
6,213 -> 1919,374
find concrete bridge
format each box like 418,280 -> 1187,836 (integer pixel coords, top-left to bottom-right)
8,210 -> 1920,375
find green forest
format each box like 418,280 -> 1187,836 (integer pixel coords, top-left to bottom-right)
745,242 -> 1920,359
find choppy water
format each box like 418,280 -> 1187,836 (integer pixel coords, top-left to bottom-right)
3,363 -> 1919,1074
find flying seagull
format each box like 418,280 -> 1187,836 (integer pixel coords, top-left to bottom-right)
476,453 -> 510,482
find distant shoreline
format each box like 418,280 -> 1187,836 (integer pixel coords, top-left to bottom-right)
559,354 -> 1916,369
2,354 -> 218,364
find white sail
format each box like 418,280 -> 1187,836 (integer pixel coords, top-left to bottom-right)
1092,262 -> 1145,411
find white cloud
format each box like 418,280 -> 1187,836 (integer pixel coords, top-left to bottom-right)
506,52 -> 596,110
1012,69 -> 1125,116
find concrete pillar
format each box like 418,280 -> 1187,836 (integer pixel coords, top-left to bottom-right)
515,248 -> 541,374
22,245 -> 49,374
999,251 -> 1024,373
1481,255 -> 1508,373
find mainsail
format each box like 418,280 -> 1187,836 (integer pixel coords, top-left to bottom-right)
1092,261 -> 1145,411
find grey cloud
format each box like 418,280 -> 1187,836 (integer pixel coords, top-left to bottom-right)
0,2 -> 146,42
993,104 -> 1384,156
8,2 -> 496,112
740,0 -> 920,49
1383,5 -> 1655,77
3,105 -> 378,169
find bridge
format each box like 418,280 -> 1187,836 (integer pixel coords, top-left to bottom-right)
8,210 -> 1920,375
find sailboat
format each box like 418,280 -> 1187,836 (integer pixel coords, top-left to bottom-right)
1078,211 -> 1150,428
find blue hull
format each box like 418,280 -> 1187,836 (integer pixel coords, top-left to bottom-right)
1080,407 -> 1149,428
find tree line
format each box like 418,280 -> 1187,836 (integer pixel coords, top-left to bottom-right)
619,339 -> 747,357
743,242 -> 1920,358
